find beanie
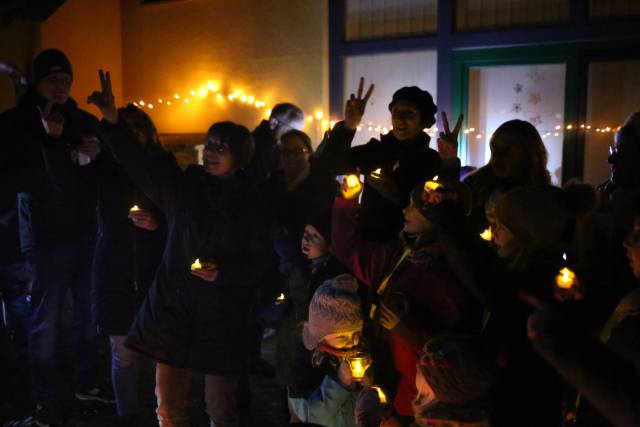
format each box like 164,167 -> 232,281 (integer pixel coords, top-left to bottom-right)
388,86 -> 437,128
33,49 -> 72,84
305,208 -> 332,245
302,274 -> 364,350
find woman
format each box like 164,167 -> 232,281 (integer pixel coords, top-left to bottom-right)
89,70 -> 272,427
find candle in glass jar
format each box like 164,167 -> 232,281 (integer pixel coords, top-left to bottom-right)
342,174 -> 362,199
556,267 -> 576,289
424,175 -> 442,191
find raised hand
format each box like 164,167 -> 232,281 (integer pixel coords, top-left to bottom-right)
345,77 -> 374,131
87,69 -> 118,124
437,111 -> 464,160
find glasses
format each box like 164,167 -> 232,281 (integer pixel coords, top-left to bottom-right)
280,148 -> 308,158
204,138 -> 229,154
302,231 -> 324,245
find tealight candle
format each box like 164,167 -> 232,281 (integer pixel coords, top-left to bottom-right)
370,168 -> 383,179
424,175 -> 442,191
276,293 -> 286,302
342,174 -> 362,199
556,267 -> 576,289
191,258 -> 202,270
480,228 -> 492,241
346,352 -> 372,381
130,205 -> 140,212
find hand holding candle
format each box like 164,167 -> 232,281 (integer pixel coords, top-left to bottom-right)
342,174 -> 363,199
128,207 -> 159,231
190,258 -> 219,282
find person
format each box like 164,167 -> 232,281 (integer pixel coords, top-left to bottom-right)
1,49 -> 107,426
484,184 -> 595,426
328,78 -> 462,241
251,102 -> 305,181
89,70 -> 273,427
332,176 -> 482,424
463,119 -> 550,234
287,274 -> 365,427
276,209 -> 347,386
412,335 -> 495,427
91,104 -> 167,424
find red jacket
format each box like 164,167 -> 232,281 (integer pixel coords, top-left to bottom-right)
332,196 -> 481,416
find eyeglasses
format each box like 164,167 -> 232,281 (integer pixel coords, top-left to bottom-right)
302,231 -> 324,245
204,138 -> 229,154
279,148 -> 308,158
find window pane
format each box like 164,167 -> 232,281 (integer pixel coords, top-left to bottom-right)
456,0 -> 569,31
466,63 -> 566,185
589,0 -> 640,19
343,50 -> 438,146
345,0 -> 438,41
583,60 -> 640,186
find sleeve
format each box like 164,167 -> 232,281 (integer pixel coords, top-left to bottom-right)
331,196 -> 398,286
288,374 -> 357,425
318,120 -> 357,175
101,118 -> 182,216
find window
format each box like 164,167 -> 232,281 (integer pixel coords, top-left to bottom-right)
455,0 -> 568,31
589,0 -> 640,19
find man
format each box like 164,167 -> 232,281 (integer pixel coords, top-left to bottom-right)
2,49 -> 107,427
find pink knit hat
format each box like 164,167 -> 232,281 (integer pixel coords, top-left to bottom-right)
302,274 -> 364,350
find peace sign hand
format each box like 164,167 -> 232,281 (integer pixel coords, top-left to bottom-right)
437,111 -> 464,160
87,69 -> 118,124
345,77 -> 375,131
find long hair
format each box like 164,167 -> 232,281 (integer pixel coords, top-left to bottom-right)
119,103 -> 160,146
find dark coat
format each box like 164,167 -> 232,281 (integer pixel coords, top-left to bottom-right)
104,120 -> 273,375
1,90 -> 99,253
480,254 -> 564,427
332,196 -> 482,416
330,121 -> 458,241
92,151 -> 166,336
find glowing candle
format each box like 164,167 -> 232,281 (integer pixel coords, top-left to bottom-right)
480,228 -> 492,241
191,258 -> 202,270
424,176 -> 443,191
370,168 -> 383,179
276,293 -> 285,302
129,205 -> 140,212
346,352 -> 372,381
556,267 -> 576,289
342,174 -> 362,199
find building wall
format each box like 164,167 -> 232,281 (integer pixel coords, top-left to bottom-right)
119,0 -> 329,143
40,0 -> 124,118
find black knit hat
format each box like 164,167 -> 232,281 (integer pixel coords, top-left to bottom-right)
388,86 -> 437,128
306,208 -> 332,245
33,49 -> 72,84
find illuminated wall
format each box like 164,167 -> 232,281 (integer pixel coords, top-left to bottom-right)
38,0 -> 328,144
120,0 -> 329,143
40,0 -> 124,119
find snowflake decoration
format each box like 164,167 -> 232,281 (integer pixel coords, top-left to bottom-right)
514,83 -> 523,93
529,114 -> 543,126
512,103 -> 522,113
527,68 -> 546,83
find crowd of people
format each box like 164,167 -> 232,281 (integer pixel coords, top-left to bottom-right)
1,48 -> 639,427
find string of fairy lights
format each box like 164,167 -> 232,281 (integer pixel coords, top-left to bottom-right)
128,79 -> 623,138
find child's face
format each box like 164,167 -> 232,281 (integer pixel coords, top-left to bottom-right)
391,100 -> 423,141
414,369 -> 436,405
301,225 -> 329,260
322,330 -> 361,350
402,199 -> 431,235
203,134 -> 235,177
493,218 -> 519,258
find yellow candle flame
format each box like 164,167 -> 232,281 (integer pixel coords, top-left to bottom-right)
276,293 -> 285,302
352,359 -> 365,378
424,180 -> 443,191
371,386 -> 387,404
556,267 -> 576,289
130,205 -> 140,212
346,175 -> 360,189
480,228 -> 492,241
191,258 -> 202,270
370,168 -> 383,179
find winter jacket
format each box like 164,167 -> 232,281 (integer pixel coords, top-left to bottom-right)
332,196 -> 481,416
276,255 -> 346,385
288,337 -> 357,427
1,90 -> 99,253
329,121 -> 458,241
92,151 -> 166,336
103,119 -> 273,375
